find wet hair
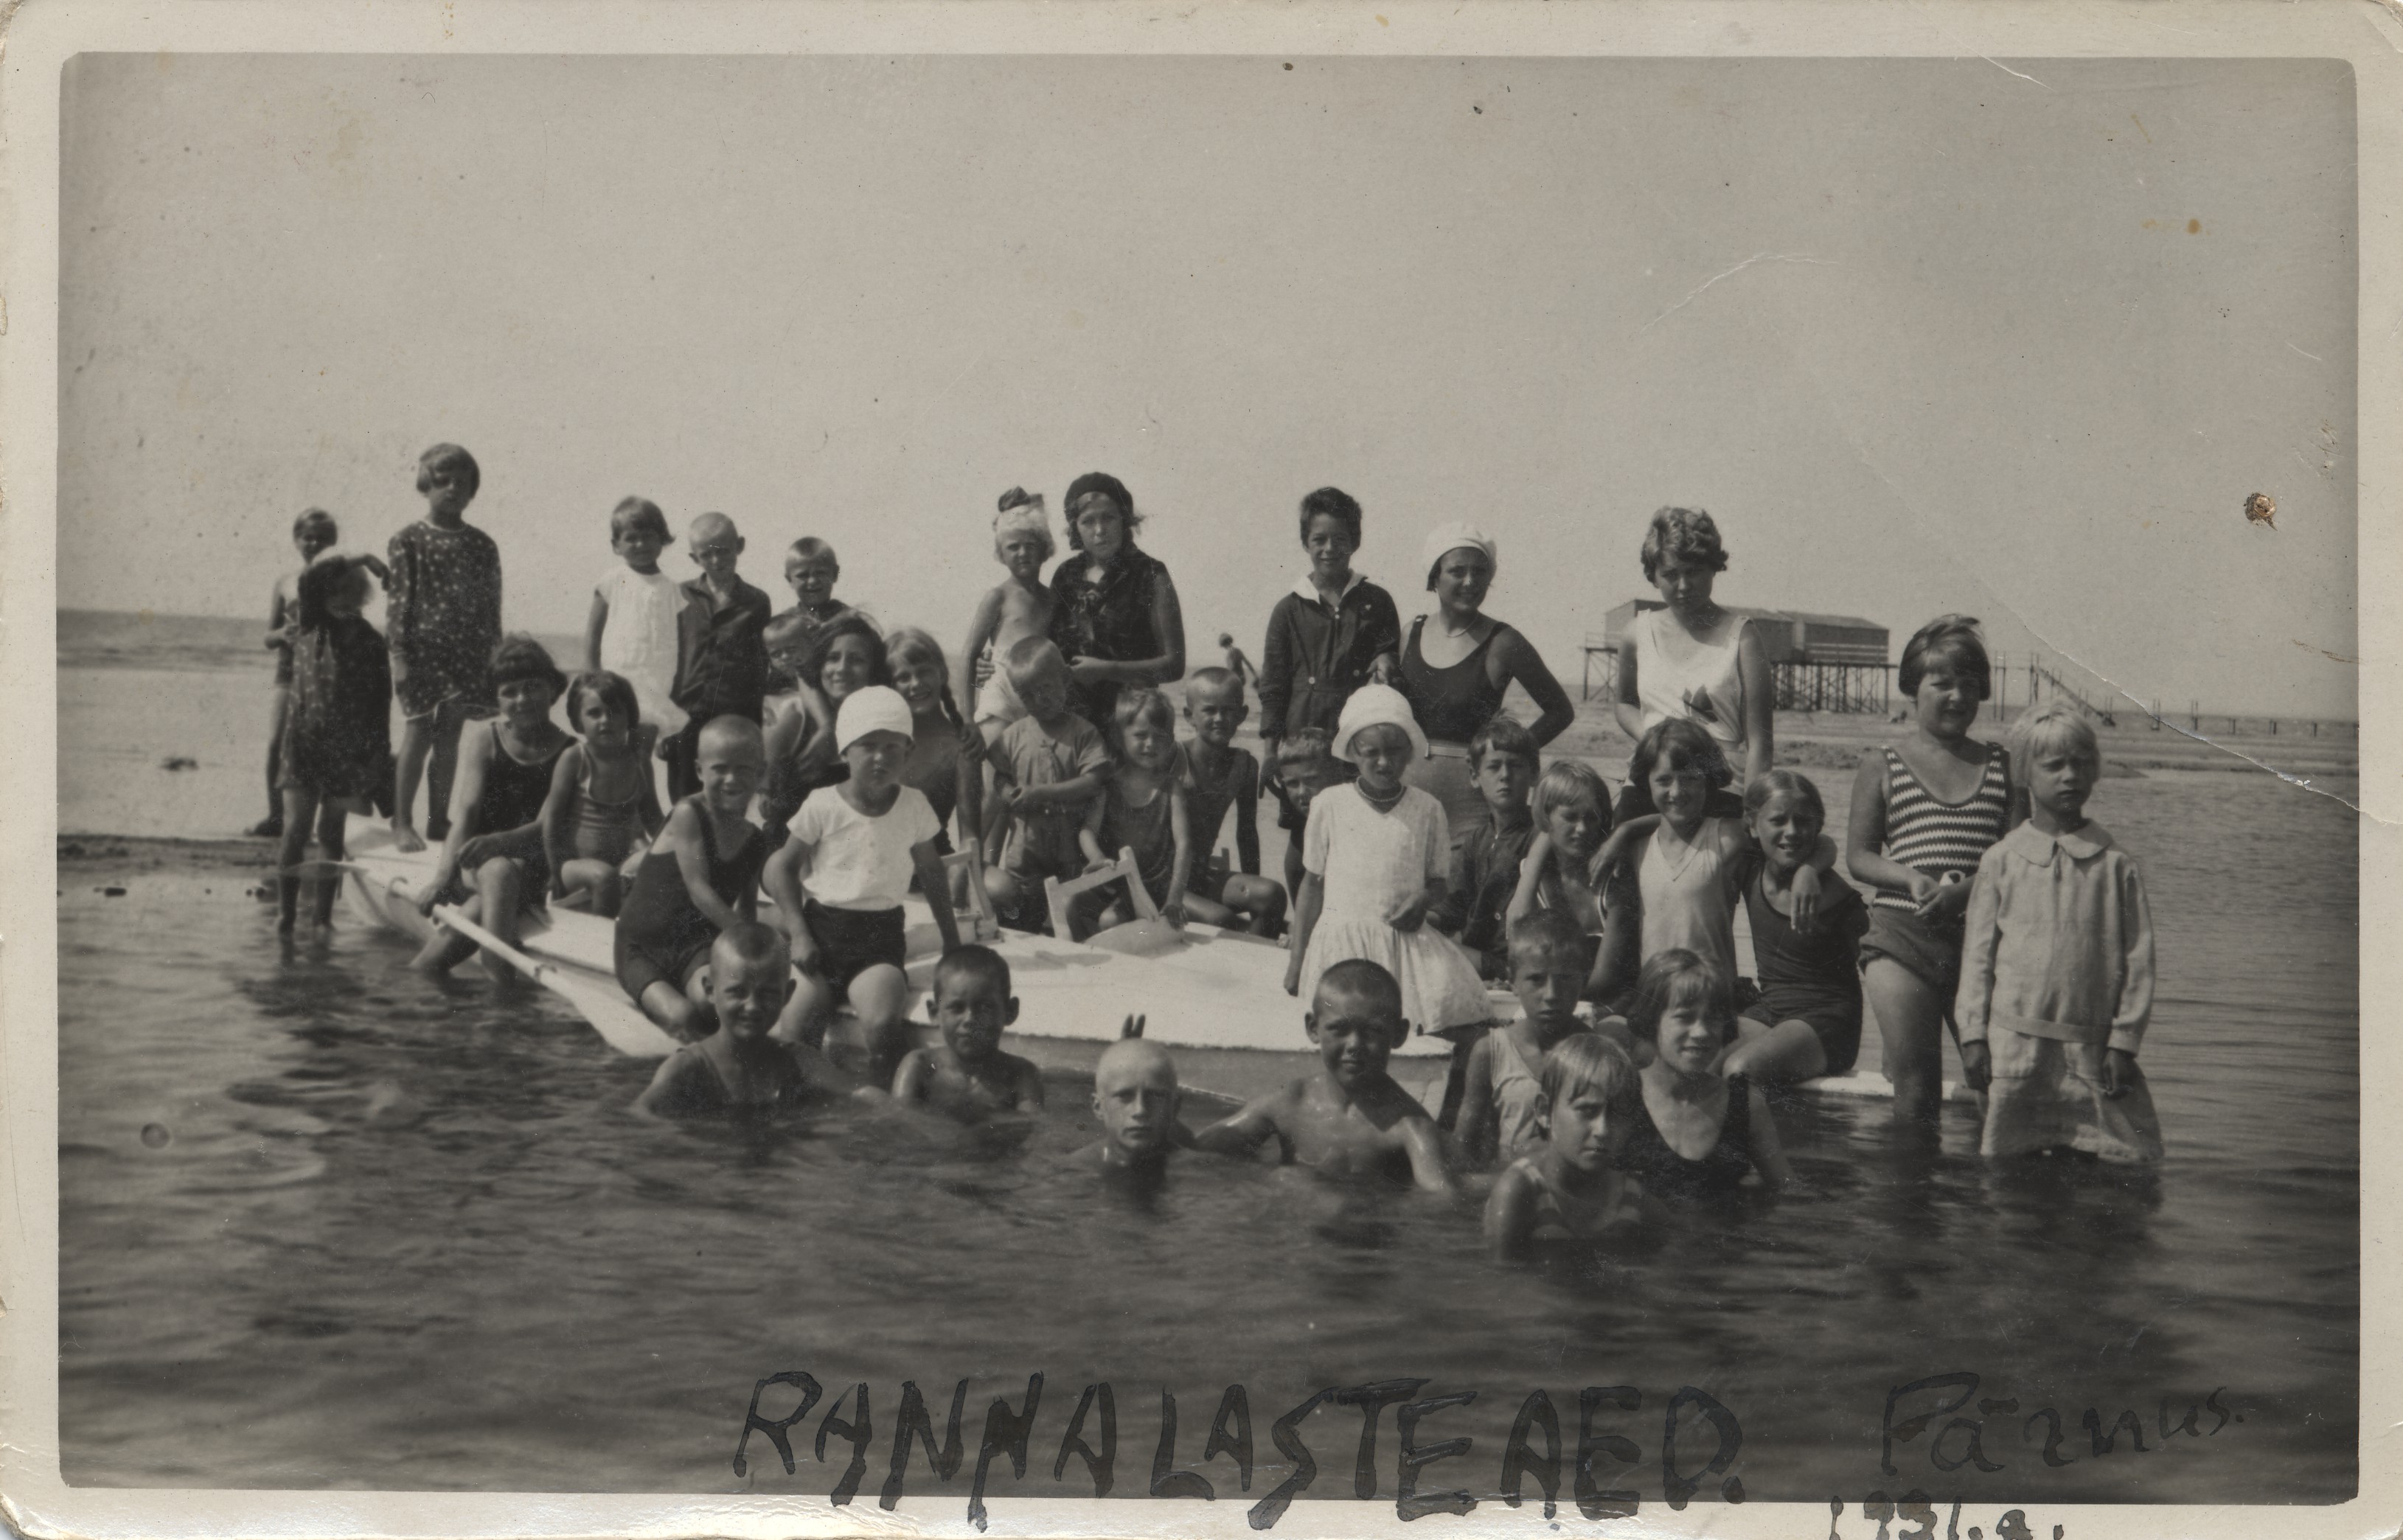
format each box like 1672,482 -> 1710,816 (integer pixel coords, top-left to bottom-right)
1742,767 -> 1825,827
488,633 -> 567,699
1276,726 -> 1335,771
1063,472 -> 1142,550
1468,714 -> 1541,773
1898,613 -> 1992,700
1506,908 -> 1592,973
884,627 -> 965,731
1619,718 -> 1733,815
1110,688 -> 1178,758
1625,948 -> 1736,1047
1004,634 -> 1064,681
713,920 -> 787,972
2008,700 -> 2101,787
610,496 -> 670,543
1540,1032 -> 1642,1120
415,443 -> 480,499
933,944 -> 1012,1001
1533,759 -> 1616,837
1315,958 -> 1404,1019
566,670 -> 640,732
787,537 -> 838,568
1638,506 -> 1728,582
293,507 -> 338,543
1297,487 -> 1363,546
807,613 -> 889,694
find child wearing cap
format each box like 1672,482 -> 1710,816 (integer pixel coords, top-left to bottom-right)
764,684 -> 964,1082
1282,683 -> 1492,1040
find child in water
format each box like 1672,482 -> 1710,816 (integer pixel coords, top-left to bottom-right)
388,444 -> 502,852
891,945 -> 1046,1121
1957,704 -> 2161,1163
961,488 -> 1057,742
1196,959 -> 1454,1194
254,508 -> 341,839
1282,684 -> 1489,1042
1070,1022 -> 1188,1174
764,686 -> 963,1079
1175,666 -> 1287,937
1483,1034 -> 1657,1260
1724,770 -> 1870,1084
613,716 -> 770,1040
1618,950 -> 1790,1206
634,923 -> 865,1118
1456,910 -> 1625,1168
538,671 -> 666,918
274,550 -> 392,933
1077,688 -> 1193,933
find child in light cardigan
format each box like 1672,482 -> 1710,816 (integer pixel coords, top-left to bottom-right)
1957,703 -> 2160,1162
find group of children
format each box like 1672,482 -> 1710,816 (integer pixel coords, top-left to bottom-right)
264,451 -> 2165,1258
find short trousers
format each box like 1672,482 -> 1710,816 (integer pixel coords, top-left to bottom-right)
974,668 -> 1028,728
616,933 -> 712,1002
1740,986 -> 1865,1075
1857,905 -> 1965,997
802,899 -> 907,997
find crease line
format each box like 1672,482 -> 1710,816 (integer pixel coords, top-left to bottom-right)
1641,252 -> 1837,331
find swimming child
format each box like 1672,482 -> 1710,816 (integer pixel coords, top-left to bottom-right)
1956,704 -> 2161,1163
1433,715 -> 1541,983
885,626 -> 987,863
1175,666 -> 1286,937
961,488 -> 1058,741
1270,728 -> 1338,902
1194,959 -> 1454,1193
1610,507 -> 1772,809
1282,685 -> 1489,1040
612,715 -> 770,1040
1617,949 -> 1790,1205
274,551 -> 392,933
388,444 -> 502,852
890,945 -> 1046,1121
1075,688 -> 1192,933
411,636 -> 574,980
766,537 -> 874,693
663,512 -> 774,802
1844,615 -> 2018,1129
1724,770 -> 1871,1084
1070,1023 -> 1187,1174
760,613 -> 888,846
1257,484 -> 1402,750
634,923 -> 865,1118
583,496 -> 689,762
1483,1034 -> 1658,1260
980,638 -> 1112,932
538,670 -> 667,918
763,686 -> 963,1079
253,507 -> 342,839
1455,910 -> 1609,1168
1590,718 -> 1827,1005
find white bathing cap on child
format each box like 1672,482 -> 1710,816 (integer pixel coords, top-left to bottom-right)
1418,521 -> 1499,588
835,686 -> 917,751
1332,683 -> 1430,764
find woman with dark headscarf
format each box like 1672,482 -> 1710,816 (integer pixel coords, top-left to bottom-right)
1047,472 -> 1187,726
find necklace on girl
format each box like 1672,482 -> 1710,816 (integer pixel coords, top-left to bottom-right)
1357,781 -> 1406,813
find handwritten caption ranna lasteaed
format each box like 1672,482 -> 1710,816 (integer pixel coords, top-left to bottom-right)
731,1370 -> 2236,1532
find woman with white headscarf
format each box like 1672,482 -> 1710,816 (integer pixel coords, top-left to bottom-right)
1394,521 -> 1576,851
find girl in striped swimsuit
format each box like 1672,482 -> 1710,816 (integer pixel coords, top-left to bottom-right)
1844,616 -> 2020,1129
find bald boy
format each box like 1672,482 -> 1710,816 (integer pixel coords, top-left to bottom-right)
1070,1024 -> 1192,1173
664,511 -> 773,801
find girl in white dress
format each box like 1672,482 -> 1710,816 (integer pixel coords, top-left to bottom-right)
1610,508 -> 1772,816
1282,684 -> 1492,1036
583,496 -> 689,740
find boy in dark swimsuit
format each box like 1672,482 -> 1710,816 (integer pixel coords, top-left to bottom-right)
613,716 -> 768,1040
1192,959 -> 1454,1194
635,923 -> 863,1117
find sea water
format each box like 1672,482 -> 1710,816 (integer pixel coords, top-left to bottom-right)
53,614 -> 2359,1504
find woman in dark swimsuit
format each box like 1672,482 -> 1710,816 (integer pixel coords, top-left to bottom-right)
1617,948 -> 1790,1205
413,635 -> 574,978
1394,521 -> 1575,854
1047,473 -> 1187,728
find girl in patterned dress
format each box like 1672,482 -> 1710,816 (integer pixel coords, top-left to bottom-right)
1844,615 -> 2020,1128
274,551 -> 392,934
387,444 -> 502,853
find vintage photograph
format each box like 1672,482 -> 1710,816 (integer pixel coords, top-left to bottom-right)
8,15 -> 2385,1535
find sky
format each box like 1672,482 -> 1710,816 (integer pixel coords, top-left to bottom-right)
55,52 -> 2358,720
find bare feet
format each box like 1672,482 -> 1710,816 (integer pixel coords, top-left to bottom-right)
392,820 -> 427,854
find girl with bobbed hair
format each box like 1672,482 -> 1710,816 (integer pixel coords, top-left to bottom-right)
1612,507 -> 1773,816
1048,473 -> 1187,727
